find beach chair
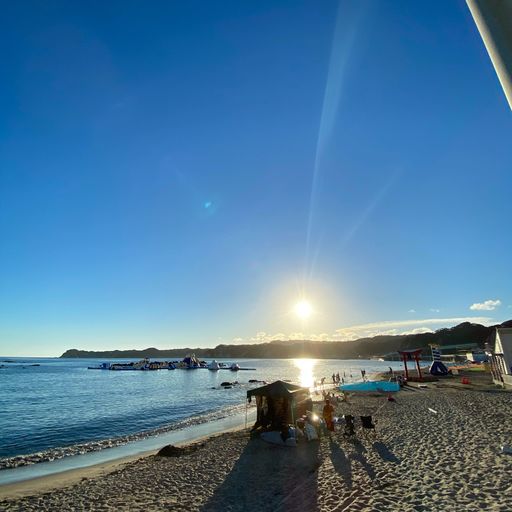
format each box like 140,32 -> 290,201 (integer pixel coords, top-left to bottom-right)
360,416 -> 376,438
343,415 -> 356,437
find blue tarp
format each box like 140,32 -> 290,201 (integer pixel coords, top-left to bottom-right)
340,381 -> 400,392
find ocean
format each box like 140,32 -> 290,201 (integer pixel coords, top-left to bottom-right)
0,357 -> 405,469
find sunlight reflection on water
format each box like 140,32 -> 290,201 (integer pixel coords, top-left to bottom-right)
293,358 -> 315,388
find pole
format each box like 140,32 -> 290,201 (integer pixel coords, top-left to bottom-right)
467,0 -> 512,110
416,354 -> 423,381
402,353 -> 409,381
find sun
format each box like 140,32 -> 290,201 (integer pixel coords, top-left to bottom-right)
294,300 -> 313,320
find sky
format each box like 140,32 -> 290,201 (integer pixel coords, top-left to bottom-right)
1,1 -> 511,356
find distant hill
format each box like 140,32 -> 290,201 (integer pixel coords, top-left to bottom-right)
60,320 -> 511,359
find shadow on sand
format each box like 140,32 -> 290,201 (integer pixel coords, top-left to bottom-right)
328,438 -> 352,488
350,440 -> 376,480
372,441 -> 400,463
330,437 -> 377,481
201,436 -> 321,512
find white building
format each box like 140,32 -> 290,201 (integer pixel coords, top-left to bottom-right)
491,327 -> 512,387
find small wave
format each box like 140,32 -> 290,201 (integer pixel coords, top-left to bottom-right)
0,403 -> 255,470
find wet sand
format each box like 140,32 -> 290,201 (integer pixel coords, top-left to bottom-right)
1,376 -> 511,511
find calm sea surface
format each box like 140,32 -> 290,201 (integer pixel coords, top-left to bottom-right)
0,357 -> 405,462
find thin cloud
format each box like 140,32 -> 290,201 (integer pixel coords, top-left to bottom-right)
249,332 -> 269,342
309,333 -> 331,342
335,316 -> 493,334
408,309 -> 416,313
237,316 -> 492,345
469,299 -> 501,311
430,308 -> 440,313
366,329 -> 399,337
404,327 -> 435,335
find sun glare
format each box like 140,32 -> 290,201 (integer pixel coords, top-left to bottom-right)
294,358 -> 315,388
294,299 -> 313,320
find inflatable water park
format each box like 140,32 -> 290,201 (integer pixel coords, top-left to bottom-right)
88,354 -> 255,371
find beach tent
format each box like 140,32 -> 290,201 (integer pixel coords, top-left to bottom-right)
247,380 -> 311,429
429,347 -> 449,376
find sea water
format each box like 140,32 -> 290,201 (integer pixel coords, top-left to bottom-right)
0,357 -> 404,468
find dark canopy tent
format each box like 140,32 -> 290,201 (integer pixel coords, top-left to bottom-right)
247,380 -> 312,430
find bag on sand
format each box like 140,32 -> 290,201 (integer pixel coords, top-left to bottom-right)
304,423 -> 318,441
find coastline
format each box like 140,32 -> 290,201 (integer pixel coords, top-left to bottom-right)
2,372 -> 512,511
0,452 -> 147,500
0,357 -> 402,472
0,425 -> 246,500
0,407 -> 256,488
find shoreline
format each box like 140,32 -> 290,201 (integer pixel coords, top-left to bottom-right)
0,402 -> 254,471
0,407 -> 256,489
2,376 -> 511,511
0,425 -> 246,500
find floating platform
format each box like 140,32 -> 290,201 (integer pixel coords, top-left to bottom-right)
87,364 -> 256,371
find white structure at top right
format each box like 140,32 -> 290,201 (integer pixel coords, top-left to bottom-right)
467,0 -> 512,110
490,327 -> 512,387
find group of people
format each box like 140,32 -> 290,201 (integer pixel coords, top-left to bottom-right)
317,369 -> 372,389
315,367 -> 372,423
331,370 -> 363,385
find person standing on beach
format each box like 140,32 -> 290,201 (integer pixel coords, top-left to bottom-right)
322,399 -> 335,433
332,373 -> 336,384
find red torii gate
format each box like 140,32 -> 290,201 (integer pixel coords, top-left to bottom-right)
398,349 -> 423,381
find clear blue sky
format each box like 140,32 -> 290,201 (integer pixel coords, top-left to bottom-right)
1,1 -> 511,356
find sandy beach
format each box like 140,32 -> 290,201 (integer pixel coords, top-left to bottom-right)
1,374 -> 511,512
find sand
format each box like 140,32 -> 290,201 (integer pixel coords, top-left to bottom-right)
1,375 -> 511,511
